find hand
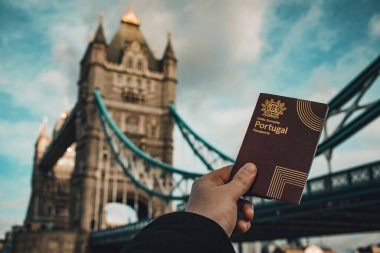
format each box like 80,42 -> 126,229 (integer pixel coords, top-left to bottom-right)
185,163 -> 257,237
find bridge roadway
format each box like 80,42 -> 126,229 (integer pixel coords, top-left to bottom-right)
39,104 -> 77,171
89,160 -> 380,251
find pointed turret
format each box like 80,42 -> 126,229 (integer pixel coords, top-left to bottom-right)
162,32 -> 177,80
106,8 -> 160,71
162,32 -> 177,106
121,7 -> 141,26
163,33 -> 177,61
26,118 -> 52,231
53,111 -> 69,138
79,12 -> 107,84
93,12 -> 106,44
94,23 -> 106,44
35,117 -> 51,162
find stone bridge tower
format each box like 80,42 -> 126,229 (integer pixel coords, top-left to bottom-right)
13,9 -> 177,253
71,8 -> 177,239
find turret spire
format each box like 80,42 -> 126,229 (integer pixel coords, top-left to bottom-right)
93,12 -> 106,44
163,32 -> 176,61
36,116 -> 51,155
99,11 -> 104,24
39,116 -> 48,137
121,7 -> 141,26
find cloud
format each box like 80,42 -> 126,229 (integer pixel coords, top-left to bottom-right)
50,22 -> 88,89
168,0 -> 275,98
253,3 -> 332,93
1,30 -> 24,47
131,2 -> 176,57
0,69 -> 71,119
0,119 -> 40,164
305,46 -> 377,102
225,0 -> 273,64
369,14 -> 380,38
169,0 -> 275,155
2,0 -> 274,126
37,70 -> 70,94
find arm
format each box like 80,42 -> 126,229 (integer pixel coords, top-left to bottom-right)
120,163 -> 257,253
120,212 -> 234,253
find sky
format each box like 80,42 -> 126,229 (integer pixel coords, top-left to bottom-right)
1,0 -> 380,251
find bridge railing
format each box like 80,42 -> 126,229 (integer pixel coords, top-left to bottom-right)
252,160 -> 380,206
305,160 -> 380,194
90,219 -> 152,246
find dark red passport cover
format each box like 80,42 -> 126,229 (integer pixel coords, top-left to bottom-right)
230,93 -> 329,204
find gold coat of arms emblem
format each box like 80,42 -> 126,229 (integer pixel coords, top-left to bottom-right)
261,99 -> 287,119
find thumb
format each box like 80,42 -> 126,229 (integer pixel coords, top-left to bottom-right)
226,163 -> 257,200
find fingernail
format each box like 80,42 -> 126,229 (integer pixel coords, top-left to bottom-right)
242,163 -> 257,175
246,222 -> 251,231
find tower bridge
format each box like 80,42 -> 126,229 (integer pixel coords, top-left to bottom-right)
11,9 -> 380,253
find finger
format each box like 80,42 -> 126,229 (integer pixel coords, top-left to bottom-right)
238,199 -> 254,221
225,163 -> 257,200
234,219 -> 251,234
201,165 -> 233,186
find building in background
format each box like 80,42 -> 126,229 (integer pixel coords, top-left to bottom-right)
240,242 -> 335,253
356,244 -> 380,253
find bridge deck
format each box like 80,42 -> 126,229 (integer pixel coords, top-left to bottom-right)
39,105 -> 77,171
237,186 -> 380,241
89,160 -> 380,250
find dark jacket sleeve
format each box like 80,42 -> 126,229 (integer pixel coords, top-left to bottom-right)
119,212 -> 235,253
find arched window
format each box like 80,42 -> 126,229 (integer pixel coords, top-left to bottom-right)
137,79 -> 142,90
148,125 -> 158,138
114,73 -> 124,87
128,57 -> 133,69
126,116 -> 139,133
146,80 -> 151,91
149,81 -> 154,92
137,59 -> 143,70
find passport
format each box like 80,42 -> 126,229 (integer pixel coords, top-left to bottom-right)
230,93 -> 329,204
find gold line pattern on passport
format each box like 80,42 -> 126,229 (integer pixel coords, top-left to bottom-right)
267,166 -> 308,200
296,100 -> 324,132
